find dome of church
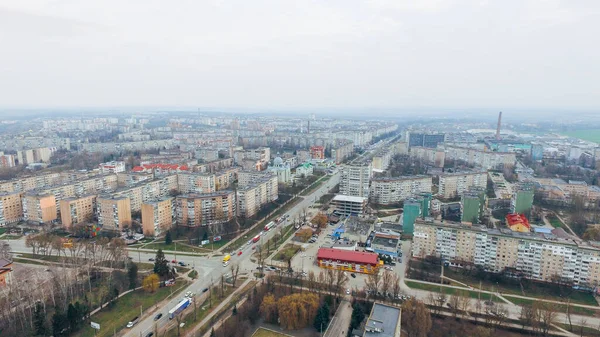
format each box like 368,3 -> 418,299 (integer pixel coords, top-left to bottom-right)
273,157 -> 284,166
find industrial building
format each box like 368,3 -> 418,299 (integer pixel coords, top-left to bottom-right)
316,248 -> 381,274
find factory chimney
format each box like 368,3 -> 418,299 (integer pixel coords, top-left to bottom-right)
496,111 -> 502,140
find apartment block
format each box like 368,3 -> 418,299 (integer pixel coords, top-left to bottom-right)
214,167 -> 239,190
0,154 -> 16,168
445,145 -> 516,170
331,140 -> 354,164
238,171 -> 276,188
17,149 -> 34,165
370,176 -> 432,205
141,198 -> 175,236
339,162 -> 372,198
0,192 -> 24,225
410,147 -> 446,168
407,132 -> 445,148
117,171 -> 154,187
23,193 -> 57,223
236,175 -> 278,218
310,146 -> 325,159
438,171 -> 487,199
371,150 -> 392,171
96,196 -> 132,230
175,191 -> 236,227
60,195 -> 96,229
412,218 -> 600,286
177,173 -> 216,194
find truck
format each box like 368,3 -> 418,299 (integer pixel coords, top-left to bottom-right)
264,221 -> 275,231
126,316 -> 140,328
168,298 -> 191,319
223,254 -> 231,262
251,234 -> 261,243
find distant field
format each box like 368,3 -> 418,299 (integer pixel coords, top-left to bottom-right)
562,129 -> 600,143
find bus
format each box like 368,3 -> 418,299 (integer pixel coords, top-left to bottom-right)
264,221 -> 276,231
251,234 -> 261,243
168,298 -> 191,319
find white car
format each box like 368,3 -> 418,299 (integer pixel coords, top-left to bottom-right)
346,289 -> 351,295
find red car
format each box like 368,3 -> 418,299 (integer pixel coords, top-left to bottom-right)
237,251 -> 243,256
171,259 -> 177,263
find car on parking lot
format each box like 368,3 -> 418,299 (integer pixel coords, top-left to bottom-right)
154,313 -> 163,321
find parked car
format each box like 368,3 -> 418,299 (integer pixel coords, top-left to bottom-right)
237,251 -> 243,256
148,258 -> 155,261
202,288 -> 209,293
146,333 -> 154,337
178,261 -> 186,266
154,313 -> 163,321
171,259 -> 177,263
346,289 -> 351,295
350,273 -> 356,278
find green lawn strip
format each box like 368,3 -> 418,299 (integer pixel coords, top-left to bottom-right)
442,269 -> 598,306
140,242 -> 205,253
17,252 -> 77,263
163,283 -> 247,337
12,258 -> 49,266
0,228 -> 7,235
186,281 -> 257,337
404,280 -> 502,302
299,175 -> 330,196
72,279 -> 189,337
503,295 -> 599,316
272,244 -> 302,262
228,197 -> 303,252
3,235 -> 22,240
252,327 -> 292,337
556,322 -> 600,336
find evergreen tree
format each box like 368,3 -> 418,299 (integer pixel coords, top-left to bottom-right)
52,309 -> 68,337
313,302 -> 330,332
33,302 -> 47,336
232,304 -> 237,316
153,249 -> 170,277
128,263 -> 139,289
67,303 -> 78,332
165,231 -> 172,245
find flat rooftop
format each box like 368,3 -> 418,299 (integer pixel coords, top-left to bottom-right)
364,303 -> 401,337
333,195 -> 367,203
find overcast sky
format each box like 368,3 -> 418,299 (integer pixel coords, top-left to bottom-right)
0,0 -> 599,110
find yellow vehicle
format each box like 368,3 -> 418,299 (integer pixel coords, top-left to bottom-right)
223,254 -> 231,262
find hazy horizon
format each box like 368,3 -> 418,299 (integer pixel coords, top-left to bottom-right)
1,0 -> 599,109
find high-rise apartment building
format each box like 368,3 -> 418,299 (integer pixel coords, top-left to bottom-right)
96,196 -> 132,230
23,193 -> 57,223
511,184 -> 534,215
370,176 -> 432,205
175,191 -> 236,227
413,218 -> 600,286
0,192 -> 24,225
177,173 -> 216,194
0,154 -> 16,168
438,171 -> 487,199
60,195 -> 96,229
142,198 -> 175,236
310,146 -> 325,159
339,162 -> 372,198
236,175 -> 278,218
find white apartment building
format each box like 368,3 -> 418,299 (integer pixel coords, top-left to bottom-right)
413,218 -> 600,286
370,176 -> 432,205
177,173 -> 216,194
445,146 -> 516,170
438,171 -> 487,199
99,161 -> 126,174
339,163 -> 372,198
236,175 -> 278,218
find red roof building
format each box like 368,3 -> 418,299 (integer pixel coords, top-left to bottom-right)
310,146 -> 325,159
316,248 -> 381,274
506,213 -> 531,233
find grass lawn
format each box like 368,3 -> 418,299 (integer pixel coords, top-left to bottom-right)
0,228 -> 7,235
272,244 -> 301,262
556,323 -> 600,336
12,258 -> 49,266
442,268 -> 598,306
405,280 -> 502,302
503,295 -> 599,316
72,279 -> 189,337
17,253 -> 76,263
562,129 -> 600,143
3,235 -> 22,240
252,327 -> 292,337
548,216 -> 563,228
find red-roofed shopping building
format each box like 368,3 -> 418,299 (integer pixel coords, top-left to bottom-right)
316,248 -> 382,274
132,163 -> 190,175
506,213 -> 531,233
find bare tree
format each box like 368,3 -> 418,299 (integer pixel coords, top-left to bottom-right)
380,270 -> 393,298
448,295 -> 461,318
333,269 -> 347,298
391,274 -> 401,301
230,263 -> 240,287
402,298 -> 432,337
364,271 -> 382,296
